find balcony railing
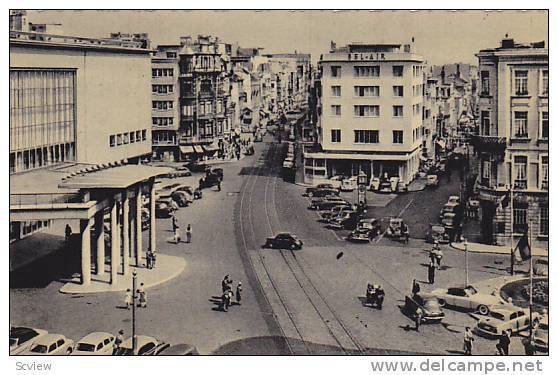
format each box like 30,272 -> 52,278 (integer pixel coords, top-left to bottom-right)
470,135 -> 507,155
514,180 -> 527,190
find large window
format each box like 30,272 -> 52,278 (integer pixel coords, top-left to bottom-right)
331,86 -> 341,97
539,206 -> 549,236
392,130 -> 403,144
331,105 -> 341,116
481,111 -> 491,136
354,105 -> 379,117
541,70 -> 548,96
393,106 -> 404,117
513,111 -> 528,138
513,206 -> 528,234
354,86 -> 379,97
513,156 -> 527,189
480,70 -> 490,95
514,70 -> 528,96
331,66 -> 341,78
540,111 -> 548,139
392,66 -> 404,77
540,155 -> 548,190
331,129 -> 341,143
354,130 -> 379,143
354,66 -> 380,77
393,86 -> 404,97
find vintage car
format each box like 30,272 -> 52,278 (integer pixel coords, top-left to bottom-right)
305,183 -> 338,197
447,195 -> 461,205
155,198 -> 177,218
157,343 -> 199,356
326,211 -> 362,230
165,166 -> 192,178
475,305 -> 541,338
439,202 -> 460,220
402,293 -> 445,323
309,188 -> 341,198
346,218 -> 381,242
378,179 -> 393,193
431,285 -> 505,315
327,175 -> 344,189
369,177 -> 380,191
10,326 -> 48,355
340,176 -> 358,192
283,160 -> 294,169
174,185 -> 195,196
426,174 -> 439,188
425,224 -> 450,244
396,181 -> 408,193
72,332 -> 116,355
319,205 -> 355,222
25,334 -> 74,355
171,191 -> 191,207
308,196 -> 348,211
263,233 -> 303,250
533,315 -> 549,352
441,212 -> 458,230
385,218 -> 409,242
114,335 -> 170,356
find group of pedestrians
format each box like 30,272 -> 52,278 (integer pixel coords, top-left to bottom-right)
171,215 -> 191,244
124,283 -> 147,309
221,275 -> 242,312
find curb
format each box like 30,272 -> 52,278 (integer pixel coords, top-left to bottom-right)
450,242 -> 548,257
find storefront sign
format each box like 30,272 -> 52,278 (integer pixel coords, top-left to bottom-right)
348,53 -> 386,61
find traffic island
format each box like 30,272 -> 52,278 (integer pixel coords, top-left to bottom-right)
59,253 -> 186,294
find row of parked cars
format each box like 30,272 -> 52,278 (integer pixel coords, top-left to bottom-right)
9,327 -> 199,356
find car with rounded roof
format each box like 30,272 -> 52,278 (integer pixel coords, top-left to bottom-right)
10,326 -> 48,355
263,233 -> 303,250
347,218 -> 381,242
113,335 -> 170,356
72,332 -> 116,355
25,333 -> 74,355
431,285 -> 505,315
157,343 -> 199,356
475,305 -> 540,338
533,315 -> 548,352
305,183 -> 338,197
402,293 -> 445,323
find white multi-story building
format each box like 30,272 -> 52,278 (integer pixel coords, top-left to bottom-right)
305,42 -> 424,185
473,37 -> 548,248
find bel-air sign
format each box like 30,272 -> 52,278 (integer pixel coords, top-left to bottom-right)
348,53 -> 386,61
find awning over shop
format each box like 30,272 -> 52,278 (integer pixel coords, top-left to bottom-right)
179,145 -> 195,154
193,145 -> 204,153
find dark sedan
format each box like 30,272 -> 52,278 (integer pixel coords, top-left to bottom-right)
402,293 -> 445,323
263,233 -> 303,250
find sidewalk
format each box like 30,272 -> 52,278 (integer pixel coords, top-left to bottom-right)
451,241 -> 548,257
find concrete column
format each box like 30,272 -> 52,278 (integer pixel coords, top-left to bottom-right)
110,199 -> 120,284
130,202 -> 136,262
122,194 -> 130,276
80,217 -> 93,286
149,182 -> 157,254
136,188 -> 143,266
95,211 -> 105,275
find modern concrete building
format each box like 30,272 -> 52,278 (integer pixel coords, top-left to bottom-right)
473,37 -> 548,248
304,42 -> 424,185
10,30 -> 166,287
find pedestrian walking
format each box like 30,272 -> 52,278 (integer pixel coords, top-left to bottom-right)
414,307 -> 423,331
173,224 -> 181,244
198,177 -> 204,190
115,330 -> 124,350
222,275 -> 231,293
186,224 -> 192,243
138,283 -> 147,308
496,331 -> 510,355
151,251 -> 157,268
222,290 -> 231,312
463,327 -> 474,355
235,282 -> 242,305
427,260 -> 436,284
216,180 -> 221,191
124,289 -> 133,309
412,279 -> 420,296
146,251 -> 152,269
65,224 -> 72,243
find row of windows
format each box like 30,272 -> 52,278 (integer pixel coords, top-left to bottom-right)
330,129 -> 407,144
152,84 -> 174,94
331,85 -> 406,97
152,101 -> 174,110
480,69 -> 548,97
182,101 -> 224,116
483,155 -> 549,191
152,117 -> 174,126
331,105 -> 421,117
330,65 -> 408,78
152,68 -> 174,77
109,130 -> 148,147
513,110 -> 549,139
498,205 -> 548,237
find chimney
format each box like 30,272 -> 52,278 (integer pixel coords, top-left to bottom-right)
501,34 -> 515,48
456,64 -> 461,78
440,66 -> 446,83
330,41 -> 336,52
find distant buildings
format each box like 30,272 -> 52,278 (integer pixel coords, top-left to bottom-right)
304,41 -> 425,185
473,37 -> 548,247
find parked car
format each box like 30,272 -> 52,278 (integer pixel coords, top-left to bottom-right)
308,197 -> 349,211
426,174 -> 439,188
475,305 -> 540,338
340,176 -> 358,192
441,212 -> 458,230
378,179 -> 393,193
155,198 -> 177,218
72,332 -> 116,355
156,343 -> 199,356
431,285 -> 505,315
385,218 -> 408,239
166,166 -> 192,178
283,160 -> 294,169
402,293 -> 445,323
346,218 -> 381,242
26,334 -> 74,355
10,326 -> 48,355
310,188 -> 340,198
447,195 -> 461,205
171,191 -> 191,207
533,315 -> 548,352
114,335 -> 170,356
319,205 -> 355,222
305,183 -> 338,197
396,181 -> 408,193
263,233 -> 303,250
439,202 -> 460,220
327,175 -> 344,189
327,211 -> 362,230
369,177 -> 380,191
425,224 -> 450,244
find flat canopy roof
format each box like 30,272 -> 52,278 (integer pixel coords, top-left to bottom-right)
58,165 -> 173,189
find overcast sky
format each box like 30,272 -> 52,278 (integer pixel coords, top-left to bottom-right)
27,10 -> 548,65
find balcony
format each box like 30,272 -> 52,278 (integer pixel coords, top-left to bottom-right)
513,180 -> 527,190
470,135 -> 507,156
152,139 -> 178,146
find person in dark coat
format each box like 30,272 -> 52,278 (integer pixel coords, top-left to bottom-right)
65,224 -> 72,243
222,275 -> 231,293
235,282 -> 242,305
427,260 -> 436,284
496,331 -> 510,355
412,279 -> 421,296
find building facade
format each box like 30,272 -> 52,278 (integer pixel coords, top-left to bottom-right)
473,38 -> 548,248
304,42 -> 424,185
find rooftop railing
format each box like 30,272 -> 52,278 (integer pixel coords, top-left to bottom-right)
10,31 -> 147,50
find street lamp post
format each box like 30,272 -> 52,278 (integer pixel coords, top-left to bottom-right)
132,270 -> 137,355
464,238 -> 469,286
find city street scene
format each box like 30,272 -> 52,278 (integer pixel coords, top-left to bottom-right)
9,10 -> 549,357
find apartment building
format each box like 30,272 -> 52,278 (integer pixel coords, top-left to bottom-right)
473,38 -> 548,247
304,42 -> 424,185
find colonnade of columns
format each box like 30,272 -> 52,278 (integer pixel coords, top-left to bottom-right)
79,183 -> 157,286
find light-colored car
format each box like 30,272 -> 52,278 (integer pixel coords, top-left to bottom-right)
369,177 -> 380,191
533,315 -> 548,352
26,333 -> 74,355
431,285 -> 505,315
72,332 -> 116,355
475,305 -> 541,338
283,160 -> 294,169
114,335 -> 170,356
340,176 -> 358,192
10,326 -> 48,355
447,195 -> 461,205
441,212 -> 457,230
327,175 -> 344,189
426,174 -> 439,187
